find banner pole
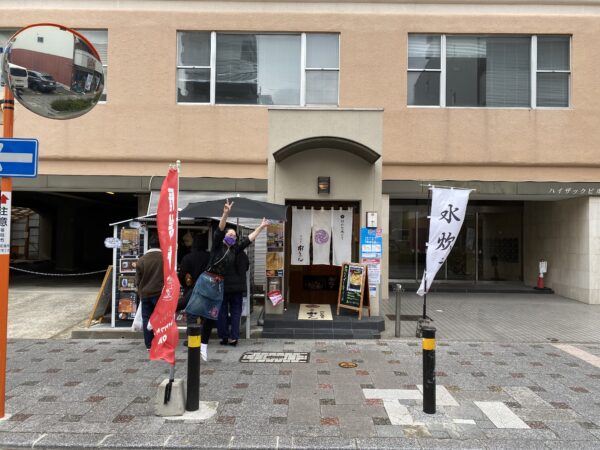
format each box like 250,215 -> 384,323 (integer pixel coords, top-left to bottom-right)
422,187 -> 432,320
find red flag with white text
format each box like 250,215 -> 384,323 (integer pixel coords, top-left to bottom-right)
149,166 -> 180,365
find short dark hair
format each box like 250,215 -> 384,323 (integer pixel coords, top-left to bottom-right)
148,234 -> 160,249
192,232 -> 208,251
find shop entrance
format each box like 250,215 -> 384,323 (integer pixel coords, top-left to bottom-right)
285,200 -> 360,304
389,201 -> 523,283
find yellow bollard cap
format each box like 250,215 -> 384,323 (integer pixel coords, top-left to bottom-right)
422,338 -> 436,351
188,335 -> 201,348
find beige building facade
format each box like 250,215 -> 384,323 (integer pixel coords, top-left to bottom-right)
3,0 -> 600,307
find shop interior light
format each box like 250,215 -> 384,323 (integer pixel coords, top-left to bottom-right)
105,191 -> 115,195
317,176 -> 330,194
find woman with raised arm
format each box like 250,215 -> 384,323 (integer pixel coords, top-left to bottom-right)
188,200 -> 267,361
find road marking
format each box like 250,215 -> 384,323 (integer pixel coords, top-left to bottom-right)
475,401 -> 529,429
453,419 -> 476,425
417,385 -> 460,406
240,351 -> 309,363
363,389 -> 422,400
553,343 -> 600,369
383,400 -> 422,425
363,386 -> 459,405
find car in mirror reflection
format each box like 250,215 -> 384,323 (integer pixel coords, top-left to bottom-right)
8,63 -> 28,91
27,70 -> 57,93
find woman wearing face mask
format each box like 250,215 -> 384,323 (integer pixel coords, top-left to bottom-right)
192,199 -> 267,360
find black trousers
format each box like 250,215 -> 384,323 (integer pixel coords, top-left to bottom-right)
186,314 -> 215,344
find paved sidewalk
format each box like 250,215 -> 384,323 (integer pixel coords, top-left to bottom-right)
380,292 -> 600,342
2,338 -> 600,449
8,279 -> 98,339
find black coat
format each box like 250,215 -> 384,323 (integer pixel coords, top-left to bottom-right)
178,249 -> 210,288
209,229 -> 251,295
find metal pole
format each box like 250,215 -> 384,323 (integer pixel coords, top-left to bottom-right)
186,323 -> 201,411
394,283 -> 402,338
422,326 -> 436,414
0,86 -> 15,419
163,365 -> 175,405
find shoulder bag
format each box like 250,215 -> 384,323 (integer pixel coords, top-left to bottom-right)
184,248 -> 229,319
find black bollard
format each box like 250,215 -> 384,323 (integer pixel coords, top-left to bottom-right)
186,323 -> 201,412
422,326 -> 436,414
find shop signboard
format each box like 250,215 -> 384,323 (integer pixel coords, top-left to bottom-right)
360,227 -> 382,284
266,222 -> 285,308
336,262 -> 370,319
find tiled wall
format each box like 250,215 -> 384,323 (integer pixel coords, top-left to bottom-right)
524,197 -> 598,304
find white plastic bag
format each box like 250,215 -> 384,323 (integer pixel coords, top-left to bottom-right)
242,296 -> 249,317
132,303 -> 143,331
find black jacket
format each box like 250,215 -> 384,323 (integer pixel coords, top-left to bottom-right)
209,229 -> 251,294
178,248 -> 210,288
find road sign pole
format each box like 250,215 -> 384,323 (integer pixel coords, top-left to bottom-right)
1,85 -> 15,419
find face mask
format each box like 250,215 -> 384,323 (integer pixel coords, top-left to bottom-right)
223,235 -> 237,246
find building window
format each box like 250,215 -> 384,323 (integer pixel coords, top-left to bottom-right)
536,36 -> 570,107
408,34 -> 570,108
177,32 -> 211,103
76,29 -> 108,102
305,33 -> 340,105
177,32 -> 339,106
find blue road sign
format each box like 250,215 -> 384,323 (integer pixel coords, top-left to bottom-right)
0,138 -> 38,178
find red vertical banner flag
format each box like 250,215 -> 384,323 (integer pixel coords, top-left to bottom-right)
149,166 -> 180,365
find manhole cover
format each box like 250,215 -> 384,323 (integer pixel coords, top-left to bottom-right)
240,352 -> 309,363
338,361 -> 358,368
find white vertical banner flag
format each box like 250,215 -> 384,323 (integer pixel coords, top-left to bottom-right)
332,208 -> 353,265
291,207 -> 312,265
417,187 -> 473,296
312,208 -> 332,265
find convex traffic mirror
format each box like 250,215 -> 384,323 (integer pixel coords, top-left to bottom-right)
2,24 -> 104,120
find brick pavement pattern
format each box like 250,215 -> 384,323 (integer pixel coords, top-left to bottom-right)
1,338 -> 600,449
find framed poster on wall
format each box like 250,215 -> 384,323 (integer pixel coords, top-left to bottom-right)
119,258 -> 138,273
119,275 -> 137,291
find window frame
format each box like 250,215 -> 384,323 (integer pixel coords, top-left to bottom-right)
407,33 -> 571,109
176,31 -> 340,106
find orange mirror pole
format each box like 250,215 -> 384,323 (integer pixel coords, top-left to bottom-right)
0,85 -> 15,418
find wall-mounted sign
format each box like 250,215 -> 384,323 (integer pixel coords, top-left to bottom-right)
104,237 -> 122,249
0,191 -> 11,255
360,227 -> 382,259
366,211 -> 378,228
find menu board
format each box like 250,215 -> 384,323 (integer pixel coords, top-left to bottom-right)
336,262 -> 370,320
266,223 -> 284,277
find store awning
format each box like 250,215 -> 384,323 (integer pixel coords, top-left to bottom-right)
273,136 -> 381,164
147,191 -> 268,229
